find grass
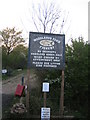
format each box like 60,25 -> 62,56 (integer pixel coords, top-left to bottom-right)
2,95 -> 19,118
2,69 -> 27,80
2,69 -> 87,119
2,68 -> 36,81
2,96 -> 27,119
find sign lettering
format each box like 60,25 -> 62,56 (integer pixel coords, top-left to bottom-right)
41,108 -> 50,119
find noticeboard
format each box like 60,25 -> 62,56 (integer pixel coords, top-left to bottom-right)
28,32 -> 65,69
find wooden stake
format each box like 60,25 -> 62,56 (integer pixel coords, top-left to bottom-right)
44,92 -> 46,107
59,70 -> 64,116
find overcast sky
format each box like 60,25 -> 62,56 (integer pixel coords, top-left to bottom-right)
0,0 -> 89,44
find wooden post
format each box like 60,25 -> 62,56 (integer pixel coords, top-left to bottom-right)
26,69 -> 30,111
44,92 -> 46,107
59,70 -> 64,116
21,76 -> 24,85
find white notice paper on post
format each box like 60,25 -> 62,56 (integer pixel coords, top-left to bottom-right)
42,82 -> 49,92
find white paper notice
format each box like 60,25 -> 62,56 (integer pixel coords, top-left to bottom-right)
42,82 -> 49,92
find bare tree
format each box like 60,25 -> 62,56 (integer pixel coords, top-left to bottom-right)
31,0 -> 67,34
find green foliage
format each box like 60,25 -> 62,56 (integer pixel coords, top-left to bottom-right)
9,45 -> 28,69
0,27 -> 25,55
1,27 -> 27,70
34,37 -> 88,117
64,37 -> 88,117
2,44 -> 28,70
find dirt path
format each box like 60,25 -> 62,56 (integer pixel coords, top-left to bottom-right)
2,72 -> 38,94
2,74 -> 23,94
2,71 -> 39,117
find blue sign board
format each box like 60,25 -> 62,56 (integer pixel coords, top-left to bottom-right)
28,32 -> 65,69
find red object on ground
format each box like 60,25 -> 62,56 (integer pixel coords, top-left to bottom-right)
15,84 -> 25,97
